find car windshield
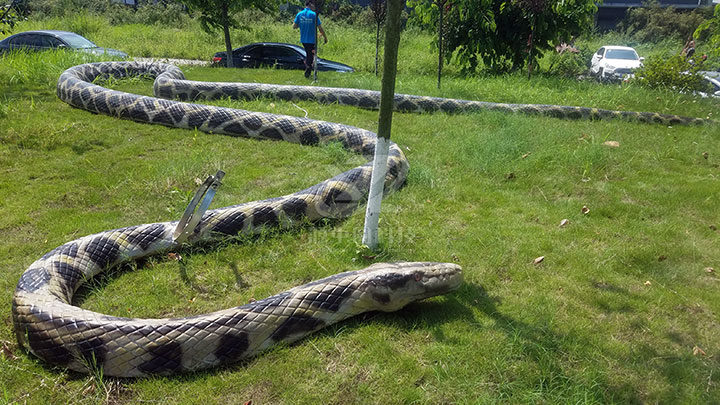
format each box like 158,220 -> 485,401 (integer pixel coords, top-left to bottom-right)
58,32 -> 97,49
605,49 -> 638,60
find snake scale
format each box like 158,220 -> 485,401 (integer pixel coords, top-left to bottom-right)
12,61 -> 711,378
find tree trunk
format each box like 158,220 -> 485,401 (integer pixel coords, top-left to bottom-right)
527,15 -> 535,79
375,20 -> 381,76
437,0 -> 443,89
222,3 -> 233,68
361,0 -> 404,250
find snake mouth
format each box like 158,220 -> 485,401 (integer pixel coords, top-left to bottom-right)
414,262 -> 463,299
361,262 -> 463,312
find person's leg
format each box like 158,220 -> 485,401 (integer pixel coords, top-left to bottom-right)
302,43 -> 315,78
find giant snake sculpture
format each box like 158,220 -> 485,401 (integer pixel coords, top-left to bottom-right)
11,61 -> 712,378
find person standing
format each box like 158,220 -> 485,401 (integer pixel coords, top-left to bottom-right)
682,37 -> 696,60
293,0 -> 328,78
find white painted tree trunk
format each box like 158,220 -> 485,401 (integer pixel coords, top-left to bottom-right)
361,0 -> 403,250
361,136 -> 391,249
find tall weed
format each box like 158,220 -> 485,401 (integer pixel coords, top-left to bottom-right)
0,49 -> 115,87
65,13 -> 106,37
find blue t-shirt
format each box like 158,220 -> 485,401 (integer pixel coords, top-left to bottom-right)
294,8 -> 321,44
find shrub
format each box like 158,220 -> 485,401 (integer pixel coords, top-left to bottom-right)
618,0 -> 713,43
546,48 -> 587,77
326,2 -> 364,25
104,3 -> 191,27
634,54 -> 710,92
18,0 -> 192,27
134,3 -> 190,26
695,4 -> 720,65
20,0 -> 109,19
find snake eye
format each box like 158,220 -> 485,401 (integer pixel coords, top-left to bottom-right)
414,272 -> 422,282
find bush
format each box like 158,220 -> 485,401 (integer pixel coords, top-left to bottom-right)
634,54 -> 710,92
20,0 -> 109,19
18,0 -> 192,27
326,2 -> 364,25
618,0 -> 713,43
546,49 -> 587,77
695,4 -> 720,66
105,3 -> 191,27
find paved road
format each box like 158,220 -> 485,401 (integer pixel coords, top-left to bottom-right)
133,57 -> 209,66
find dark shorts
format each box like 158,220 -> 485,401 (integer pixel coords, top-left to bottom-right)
302,43 -> 316,69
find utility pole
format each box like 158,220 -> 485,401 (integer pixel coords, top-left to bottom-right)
361,0 -> 404,250
313,1 -> 321,82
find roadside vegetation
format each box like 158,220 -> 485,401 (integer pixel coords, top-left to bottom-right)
1,1 -> 719,403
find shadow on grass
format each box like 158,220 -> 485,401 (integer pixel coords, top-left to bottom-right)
460,283 -> 625,402
31,227 -> 715,403
42,277 -> 715,403
466,281 -> 718,402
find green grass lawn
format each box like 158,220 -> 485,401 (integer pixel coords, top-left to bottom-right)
1,22 -> 720,404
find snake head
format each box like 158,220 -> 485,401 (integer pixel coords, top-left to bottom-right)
361,262 -> 463,311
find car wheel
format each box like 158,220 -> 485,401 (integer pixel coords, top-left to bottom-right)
598,68 -> 605,81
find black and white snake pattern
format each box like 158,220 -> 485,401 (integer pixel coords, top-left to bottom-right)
11,61 -> 712,378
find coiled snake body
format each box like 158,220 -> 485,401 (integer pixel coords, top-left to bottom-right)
12,62 -> 710,378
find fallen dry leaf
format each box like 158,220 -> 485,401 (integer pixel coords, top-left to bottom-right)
603,141 -> 620,148
168,252 -> 182,261
522,152 -> 532,159
194,177 -> 203,185
581,205 -> 590,215
559,219 -> 569,227
658,255 -> 667,262
506,172 -> 516,180
533,256 -> 545,265
710,225 -> 717,231
82,384 -> 95,396
1,340 -> 16,360
693,346 -> 706,356
702,152 -> 709,159
644,280 -> 652,286
705,267 -> 715,273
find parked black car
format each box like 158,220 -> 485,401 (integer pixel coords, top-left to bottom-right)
0,30 -> 128,58
212,42 -> 353,73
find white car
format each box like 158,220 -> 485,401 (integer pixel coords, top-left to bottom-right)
699,71 -> 720,98
590,46 -> 644,81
